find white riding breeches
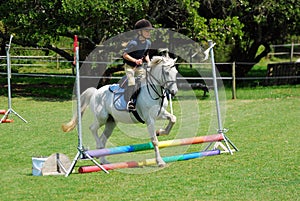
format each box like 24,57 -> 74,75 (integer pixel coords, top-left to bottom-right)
124,64 -> 146,86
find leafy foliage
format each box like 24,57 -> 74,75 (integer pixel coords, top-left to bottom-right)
0,0 -> 299,76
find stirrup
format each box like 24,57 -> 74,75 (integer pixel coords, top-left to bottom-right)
127,101 -> 136,112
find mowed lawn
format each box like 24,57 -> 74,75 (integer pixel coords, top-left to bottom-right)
0,85 -> 299,201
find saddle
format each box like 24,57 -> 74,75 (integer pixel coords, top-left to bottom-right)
108,84 -> 127,111
109,78 -> 144,123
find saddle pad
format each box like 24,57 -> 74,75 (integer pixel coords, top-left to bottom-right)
109,84 -> 145,124
109,84 -> 127,111
109,84 -> 125,93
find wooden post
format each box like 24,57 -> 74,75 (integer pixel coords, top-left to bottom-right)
232,62 -> 236,99
56,53 -> 59,69
290,42 -> 294,62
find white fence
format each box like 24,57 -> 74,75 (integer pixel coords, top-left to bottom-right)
0,54 -> 299,99
268,43 -> 300,62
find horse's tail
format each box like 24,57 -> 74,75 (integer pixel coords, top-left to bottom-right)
62,87 -> 97,132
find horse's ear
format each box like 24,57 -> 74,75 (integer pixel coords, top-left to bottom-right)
173,58 -> 177,63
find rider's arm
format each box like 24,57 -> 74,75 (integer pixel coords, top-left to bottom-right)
123,52 -> 143,65
144,54 -> 150,65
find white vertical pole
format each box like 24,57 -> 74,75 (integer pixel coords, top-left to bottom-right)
7,35 -> 13,110
74,35 -> 83,152
208,40 -> 233,154
65,36 -> 108,176
208,40 -> 223,133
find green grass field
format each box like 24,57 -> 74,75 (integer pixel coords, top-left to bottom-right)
0,85 -> 299,200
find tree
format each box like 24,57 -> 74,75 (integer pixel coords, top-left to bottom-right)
0,0 -> 148,62
196,0 -> 300,76
0,20 -> 6,56
0,0 -> 299,77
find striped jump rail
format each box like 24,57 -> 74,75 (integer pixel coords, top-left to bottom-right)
85,134 -> 224,158
79,149 -> 221,173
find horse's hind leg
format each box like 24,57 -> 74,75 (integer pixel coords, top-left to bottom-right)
89,120 -> 104,150
98,116 -> 116,164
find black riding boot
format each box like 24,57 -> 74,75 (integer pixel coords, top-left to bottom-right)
125,85 -> 136,112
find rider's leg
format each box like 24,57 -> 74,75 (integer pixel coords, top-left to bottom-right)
129,67 -> 145,104
135,66 -> 146,80
125,67 -> 136,111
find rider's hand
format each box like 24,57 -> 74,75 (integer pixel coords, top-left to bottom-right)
135,59 -> 143,65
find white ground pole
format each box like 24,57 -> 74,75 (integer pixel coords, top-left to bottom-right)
65,36 -> 108,177
0,35 -> 28,123
205,40 -> 238,154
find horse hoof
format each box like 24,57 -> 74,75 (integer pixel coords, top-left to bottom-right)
156,129 -> 166,136
158,162 -> 167,167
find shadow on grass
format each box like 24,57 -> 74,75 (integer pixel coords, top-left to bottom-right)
0,76 -> 74,102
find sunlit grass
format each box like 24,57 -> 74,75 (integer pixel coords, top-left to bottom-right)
0,85 -> 299,200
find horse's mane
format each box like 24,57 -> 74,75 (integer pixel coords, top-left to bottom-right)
149,56 -> 176,69
149,56 -> 163,68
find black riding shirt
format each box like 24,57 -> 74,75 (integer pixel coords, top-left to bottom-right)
123,37 -> 151,67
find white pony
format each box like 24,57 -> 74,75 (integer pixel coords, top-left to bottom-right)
62,56 -> 178,167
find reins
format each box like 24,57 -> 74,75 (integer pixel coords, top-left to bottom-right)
146,70 -> 164,100
145,62 -> 176,116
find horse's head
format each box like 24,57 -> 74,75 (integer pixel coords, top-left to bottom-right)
148,56 -> 178,96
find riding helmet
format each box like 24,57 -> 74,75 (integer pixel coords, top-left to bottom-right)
134,19 -> 153,30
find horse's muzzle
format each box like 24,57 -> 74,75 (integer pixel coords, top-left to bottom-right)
172,89 -> 178,96
167,88 -> 177,98
166,82 -> 178,97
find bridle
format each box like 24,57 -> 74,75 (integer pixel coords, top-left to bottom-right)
145,62 -> 177,114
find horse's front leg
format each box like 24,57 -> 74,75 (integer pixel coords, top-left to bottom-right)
156,110 -> 176,136
147,122 -> 166,167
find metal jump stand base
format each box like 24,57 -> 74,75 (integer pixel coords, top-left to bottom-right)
65,147 -> 109,177
0,109 -> 28,123
204,130 -> 239,154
